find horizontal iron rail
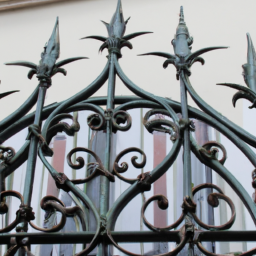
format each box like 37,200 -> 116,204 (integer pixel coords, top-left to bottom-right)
0,230 -> 256,245
0,231 -> 180,244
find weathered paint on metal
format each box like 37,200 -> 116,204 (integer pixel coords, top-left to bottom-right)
1,1 -> 256,256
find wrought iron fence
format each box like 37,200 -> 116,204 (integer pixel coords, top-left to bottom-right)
0,1 -> 256,255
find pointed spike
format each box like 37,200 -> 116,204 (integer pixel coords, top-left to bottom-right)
179,6 -> 185,24
99,42 -> 108,53
5,61 -> 37,69
217,83 -> 245,90
186,47 -> 228,62
125,17 -> 130,24
27,69 -> 37,79
80,36 -> 107,42
101,20 -> 109,26
101,20 -> 111,35
217,82 -> 248,90
0,90 -> 19,99
56,57 -> 88,68
55,68 -> 67,76
216,82 -> 256,97
138,52 -> 175,59
121,40 -> 133,50
246,33 -> 256,66
163,59 -> 175,69
123,32 -> 153,41
112,0 -> 124,24
232,91 -> 255,108
46,17 -> 60,59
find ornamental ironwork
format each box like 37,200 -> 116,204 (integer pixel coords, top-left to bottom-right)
0,1 -> 256,256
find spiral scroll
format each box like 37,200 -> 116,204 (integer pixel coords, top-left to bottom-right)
46,113 -> 80,143
112,110 -> 132,132
143,109 -> 179,141
87,113 -> 105,130
113,147 -> 147,184
199,141 -> 227,165
0,146 -> 15,164
142,195 -> 184,231
29,196 -> 86,232
66,147 -> 115,183
191,183 -> 236,230
0,191 -> 28,233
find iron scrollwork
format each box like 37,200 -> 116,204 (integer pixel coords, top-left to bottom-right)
1,1 -> 256,256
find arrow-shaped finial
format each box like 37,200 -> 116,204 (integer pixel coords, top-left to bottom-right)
6,17 -> 87,84
242,33 -> 256,92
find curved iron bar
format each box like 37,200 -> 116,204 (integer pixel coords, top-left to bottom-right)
107,181 -> 150,230
0,146 -> 15,160
107,137 -> 181,230
29,195 -> 86,232
112,110 -> 132,132
0,96 -> 142,143
2,96 -> 256,195
114,57 -> 184,184
116,99 -> 256,171
190,136 -> 256,225
142,195 -> 184,231
199,141 -> 227,165
0,141 -> 29,179
196,241 -> 256,256
114,55 -> 179,125
192,183 -> 224,195
41,59 -> 110,140
107,227 -> 189,256
0,85 -> 40,133
29,196 -> 67,232
143,109 -> 179,140
46,113 -> 80,143
113,147 -> 146,184
191,184 -> 235,230
181,72 -> 256,148
216,83 -> 256,109
0,191 -> 24,233
38,147 -> 101,255
0,104 -> 104,179
67,147 -> 115,183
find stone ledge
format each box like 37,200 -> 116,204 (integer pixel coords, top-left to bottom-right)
0,0 -> 77,11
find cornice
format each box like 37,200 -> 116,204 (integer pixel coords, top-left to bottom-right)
0,0 -> 74,12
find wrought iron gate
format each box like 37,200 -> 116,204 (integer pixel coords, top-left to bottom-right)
0,1 -> 256,255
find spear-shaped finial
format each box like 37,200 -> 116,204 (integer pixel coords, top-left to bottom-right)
246,33 -> 256,66
242,33 -> 256,92
101,0 -> 129,39
217,33 -> 256,108
44,17 -> 60,60
81,0 -> 152,56
6,17 -> 87,84
139,6 -> 227,80
175,6 -> 189,39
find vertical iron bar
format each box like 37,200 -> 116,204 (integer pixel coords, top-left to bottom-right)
98,53 -> 116,256
72,112 -> 78,180
140,108 -> 145,255
101,53 -> 115,215
180,77 -> 192,199
23,84 -> 47,207
180,75 -> 193,256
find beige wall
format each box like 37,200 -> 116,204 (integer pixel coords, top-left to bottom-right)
0,0 -> 255,126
